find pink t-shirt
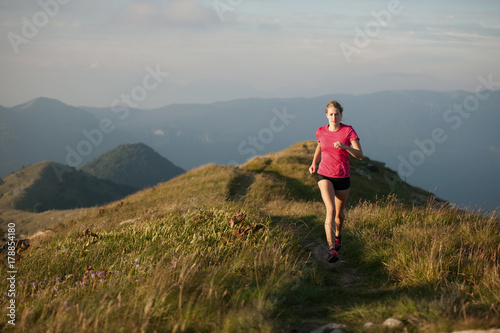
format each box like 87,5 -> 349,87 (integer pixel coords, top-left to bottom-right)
316,124 -> 359,178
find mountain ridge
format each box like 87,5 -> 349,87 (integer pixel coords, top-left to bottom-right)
80,142 -> 185,189
0,161 -> 136,213
13,97 -> 73,110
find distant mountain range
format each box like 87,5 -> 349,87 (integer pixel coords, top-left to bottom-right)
1,90 -> 499,212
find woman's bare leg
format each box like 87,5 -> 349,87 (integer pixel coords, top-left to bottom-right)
318,180 -> 350,249
334,188 -> 350,237
318,179 -> 336,249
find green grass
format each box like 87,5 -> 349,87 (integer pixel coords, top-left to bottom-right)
1,141 -> 498,332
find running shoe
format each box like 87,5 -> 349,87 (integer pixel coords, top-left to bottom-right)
335,237 -> 342,252
328,248 -> 339,263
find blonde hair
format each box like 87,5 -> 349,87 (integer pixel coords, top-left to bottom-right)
325,100 -> 343,114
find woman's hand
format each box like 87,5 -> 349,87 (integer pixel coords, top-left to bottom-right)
333,141 -> 347,149
309,164 -> 317,174
338,139 -> 363,160
310,142 -> 321,174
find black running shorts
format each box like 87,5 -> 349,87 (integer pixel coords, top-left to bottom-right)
317,174 -> 351,191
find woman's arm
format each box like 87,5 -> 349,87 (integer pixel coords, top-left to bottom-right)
309,142 -> 321,174
334,139 -> 363,160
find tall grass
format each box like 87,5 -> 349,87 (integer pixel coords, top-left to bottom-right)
344,196 -> 500,330
1,205 -> 307,332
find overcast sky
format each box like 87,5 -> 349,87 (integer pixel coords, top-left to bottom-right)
1,0 -> 499,108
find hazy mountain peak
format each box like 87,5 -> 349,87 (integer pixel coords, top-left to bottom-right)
14,97 -> 71,111
80,142 -> 185,189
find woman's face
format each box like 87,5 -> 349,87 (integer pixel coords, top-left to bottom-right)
326,107 -> 341,126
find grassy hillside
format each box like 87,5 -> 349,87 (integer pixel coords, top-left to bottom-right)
0,141 -> 498,332
0,161 -> 136,238
80,143 -> 185,189
0,162 -> 136,213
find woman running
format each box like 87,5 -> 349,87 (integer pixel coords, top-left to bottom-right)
309,100 -> 363,263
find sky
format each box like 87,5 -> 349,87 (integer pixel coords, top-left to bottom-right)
1,0 -> 499,108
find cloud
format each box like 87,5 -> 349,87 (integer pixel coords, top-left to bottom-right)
491,145 -> 500,156
258,22 -> 282,32
113,2 -> 162,27
164,0 -> 218,26
374,72 -> 437,79
112,0 -> 218,29
89,62 -> 101,70
154,129 -> 165,136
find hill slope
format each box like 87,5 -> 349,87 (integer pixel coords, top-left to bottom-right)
0,161 -> 136,213
0,142 -> 498,332
80,143 -> 185,189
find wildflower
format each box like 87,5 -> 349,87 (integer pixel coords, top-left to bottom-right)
91,273 -> 96,279
56,277 -> 63,283
54,286 -> 58,292
18,280 -> 24,285
135,279 -> 139,283
135,258 -> 139,263
31,282 -> 36,290
99,279 -> 104,284
121,257 -> 125,263
135,264 -> 140,269
97,271 -> 104,278
82,279 -> 88,286
64,301 -> 70,307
